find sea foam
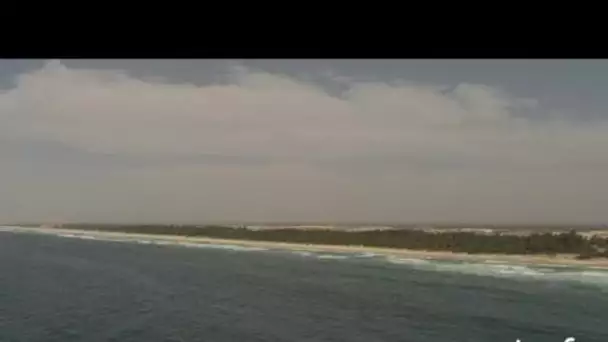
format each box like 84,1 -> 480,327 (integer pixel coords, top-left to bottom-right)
383,256 -> 608,288
317,254 -> 349,260
24,230 -> 268,252
386,256 -> 431,265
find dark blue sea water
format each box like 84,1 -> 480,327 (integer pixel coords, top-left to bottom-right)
1,229 -> 607,342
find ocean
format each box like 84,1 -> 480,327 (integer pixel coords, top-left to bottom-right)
1,230 -> 607,342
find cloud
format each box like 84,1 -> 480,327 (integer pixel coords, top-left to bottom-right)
1,60 -> 608,224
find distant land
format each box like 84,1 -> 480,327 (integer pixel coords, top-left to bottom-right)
9,221 -> 608,231
7,221 -> 608,239
6,222 -> 608,260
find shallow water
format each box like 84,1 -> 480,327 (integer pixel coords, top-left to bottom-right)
1,230 -> 607,342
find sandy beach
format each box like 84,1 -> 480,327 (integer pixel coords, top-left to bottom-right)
4,226 -> 608,269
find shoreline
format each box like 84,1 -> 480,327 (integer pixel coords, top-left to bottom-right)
4,226 -> 608,269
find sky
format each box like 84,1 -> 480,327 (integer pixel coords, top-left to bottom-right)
1,59 -> 608,225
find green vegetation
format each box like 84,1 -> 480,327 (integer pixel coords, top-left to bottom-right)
55,224 -> 608,259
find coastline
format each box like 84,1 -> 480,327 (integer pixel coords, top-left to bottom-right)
4,226 -> 608,269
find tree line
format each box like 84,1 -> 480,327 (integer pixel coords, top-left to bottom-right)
59,224 -> 608,259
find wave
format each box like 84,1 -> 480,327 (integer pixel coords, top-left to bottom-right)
293,251 -> 361,259
383,256 -> 608,288
58,233 -> 78,238
175,241 -> 267,252
356,252 -> 378,258
429,262 -> 546,277
386,256 -> 432,265
547,270 -> 608,285
32,231 -> 267,252
58,234 -> 98,240
317,254 -> 349,260
287,249 -> 608,289
292,251 -> 315,257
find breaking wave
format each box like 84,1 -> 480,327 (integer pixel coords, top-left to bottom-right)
386,257 -> 432,265
174,241 -> 267,252
12,229 -> 268,252
356,252 -> 378,258
292,251 -> 315,257
317,254 -> 349,260
384,256 -> 608,288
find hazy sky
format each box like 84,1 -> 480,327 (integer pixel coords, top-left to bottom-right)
2,59 -> 608,224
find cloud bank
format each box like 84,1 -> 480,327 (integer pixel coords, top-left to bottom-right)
1,60 -> 608,224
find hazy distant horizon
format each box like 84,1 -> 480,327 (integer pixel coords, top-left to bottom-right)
3,59 -> 608,224
6,220 -> 607,229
